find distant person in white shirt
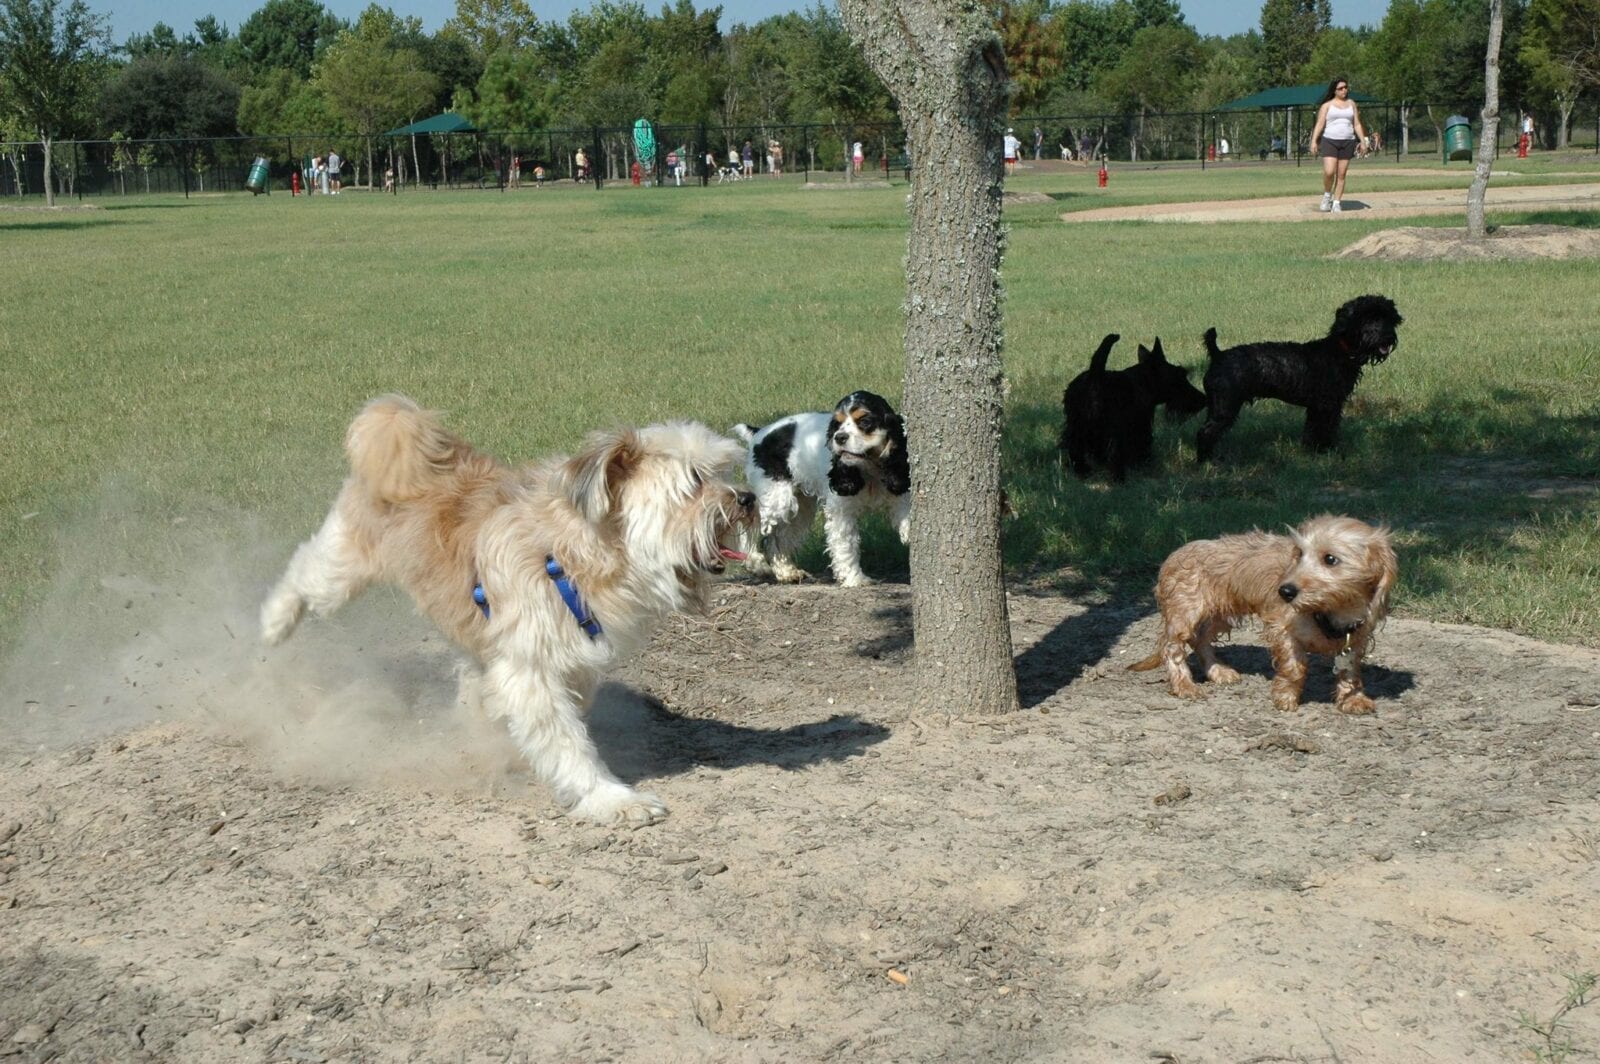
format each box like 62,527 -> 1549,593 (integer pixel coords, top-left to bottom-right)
1003,128 -> 1020,175
1309,77 -> 1366,213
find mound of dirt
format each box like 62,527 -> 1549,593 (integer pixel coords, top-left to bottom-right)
3,571 -> 1599,1061
1335,224 -> 1600,261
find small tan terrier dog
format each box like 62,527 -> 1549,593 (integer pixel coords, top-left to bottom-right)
1129,515 -> 1397,714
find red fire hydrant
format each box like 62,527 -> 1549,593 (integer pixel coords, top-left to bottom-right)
1517,134 -> 1529,159
630,161 -> 642,186
1097,160 -> 1108,188
291,169 -> 301,196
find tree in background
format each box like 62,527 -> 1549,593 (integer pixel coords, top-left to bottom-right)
442,0 -> 539,59
995,0 -> 1062,115
0,0 -> 108,205
101,54 -> 241,140
1300,26 -> 1364,83
1522,0 -> 1600,145
1098,21 -> 1200,159
1365,0 -> 1430,152
314,7 -> 437,186
1258,0 -> 1331,83
789,2 -> 891,176
238,0 -> 342,80
837,0 -> 1017,716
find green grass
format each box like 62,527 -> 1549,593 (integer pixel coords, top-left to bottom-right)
2,165 -> 1598,649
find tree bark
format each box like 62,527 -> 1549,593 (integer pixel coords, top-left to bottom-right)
1467,0 -> 1503,240
837,0 -> 1018,715
41,130 -> 54,207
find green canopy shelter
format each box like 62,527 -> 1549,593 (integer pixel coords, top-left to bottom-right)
385,112 -> 477,136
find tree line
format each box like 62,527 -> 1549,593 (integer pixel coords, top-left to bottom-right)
3,0 -> 1598,200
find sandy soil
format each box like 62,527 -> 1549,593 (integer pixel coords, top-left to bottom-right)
4,567 -> 1599,1062
1060,180 -> 1600,224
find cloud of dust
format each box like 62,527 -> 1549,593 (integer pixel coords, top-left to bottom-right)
0,482 -> 524,794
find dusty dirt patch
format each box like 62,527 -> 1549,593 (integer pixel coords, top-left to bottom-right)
3,575 -> 1599,1062
1335,223 -> 1600,261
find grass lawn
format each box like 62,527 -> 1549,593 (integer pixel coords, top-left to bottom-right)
2,161 -> 1597,650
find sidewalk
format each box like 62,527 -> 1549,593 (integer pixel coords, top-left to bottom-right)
1061,181 -> 1600,223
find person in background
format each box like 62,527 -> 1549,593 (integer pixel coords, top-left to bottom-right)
1003,128 -> 1020,175
742,139 -> 754,177
1032,125 -> 1043,161
327,149 -> 341,194
1309,76 -> 1366,213
770,139 -> 783,177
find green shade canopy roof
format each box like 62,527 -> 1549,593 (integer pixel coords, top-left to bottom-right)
1219,84 -> 1381,110
385,112 -> 477,136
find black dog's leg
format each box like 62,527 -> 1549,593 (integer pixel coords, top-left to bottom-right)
1062,422 -> 1093,478
1302,404 -> 1343,452
1195,401 -> 1239,462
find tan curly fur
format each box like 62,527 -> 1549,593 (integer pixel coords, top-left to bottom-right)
1129,515 -> 1398,714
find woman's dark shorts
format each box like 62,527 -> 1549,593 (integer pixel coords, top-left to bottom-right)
1319,138 -> 1358,161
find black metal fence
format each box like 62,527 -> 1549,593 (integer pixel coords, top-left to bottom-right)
3,106 -> 1594,199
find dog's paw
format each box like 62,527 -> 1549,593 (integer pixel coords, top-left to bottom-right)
1271,690 -> 1302,713
836,573 -> 874,589
1205,664 -> 1242,685
1169,678 -> 1203,699
258,594 -> 304,646
1335,693 -> 1377,716
569,785 -> 668,827
771,562 -> 808,584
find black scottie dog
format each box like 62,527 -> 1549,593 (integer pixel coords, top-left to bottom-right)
1195,294 -> 1403,462
1060,333 -> 1208,481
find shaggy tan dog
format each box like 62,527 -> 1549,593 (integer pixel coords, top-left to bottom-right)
1129,515 -> 1397,714
260,395 -> 756,825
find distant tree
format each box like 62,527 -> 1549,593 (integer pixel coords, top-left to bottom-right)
314,12 -> 437,185
101,55 -> 241,140
1365,0 -> 1430,152
1099,22 -> 1200,158
789,2 -> 891,175
458,46 -> 553,133
1522,0 -> 1600,145
237,66 -> 334,134
239,0 -> 343,79
0,0 -> 108,206
1259,0 -> 1330,83
443,0 -> 539,58
994,0 -> 1062,115
1301,26 -> 1362,83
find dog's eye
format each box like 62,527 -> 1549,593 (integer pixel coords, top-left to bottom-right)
1322,553 -> 1340,567
857,417 -> 875,431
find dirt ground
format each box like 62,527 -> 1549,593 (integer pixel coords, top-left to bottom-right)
1059,180 -> 1600,224
3,563 -> 1599,1063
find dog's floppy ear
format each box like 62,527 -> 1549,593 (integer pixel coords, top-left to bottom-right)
1364,529 -> 1399,627
560,429 -> 643,523
880,413 -> 911,495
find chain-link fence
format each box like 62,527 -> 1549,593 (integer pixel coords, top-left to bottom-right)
3,106 -> 1594,199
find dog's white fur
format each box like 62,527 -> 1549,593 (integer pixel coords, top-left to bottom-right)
260,395 -> 754,825
733,394 -> 910,587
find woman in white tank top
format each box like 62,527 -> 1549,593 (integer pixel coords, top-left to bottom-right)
1309,77 -> 1367,213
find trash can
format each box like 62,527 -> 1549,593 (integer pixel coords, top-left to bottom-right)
1444,116 -> 1473,161
245,156 -> 270,195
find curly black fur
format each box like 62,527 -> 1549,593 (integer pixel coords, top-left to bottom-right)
1060,333 -> 1208,481
1194,294 -> 1403,461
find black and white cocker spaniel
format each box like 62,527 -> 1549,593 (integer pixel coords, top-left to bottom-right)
732,390 -> 910,587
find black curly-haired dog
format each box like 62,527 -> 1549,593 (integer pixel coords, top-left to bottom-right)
1195,294 -> 1403,461
1060,333 -> 1208,481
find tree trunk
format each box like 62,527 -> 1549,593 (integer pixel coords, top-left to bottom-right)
1467,0 -> 1503,240
837,0 -> 1018,715
1556,95 -> 1575,148
41,132 -> 55,207
1400,103 -> 1411,155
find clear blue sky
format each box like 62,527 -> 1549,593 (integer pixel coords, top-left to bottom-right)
102,0 -> 1393,49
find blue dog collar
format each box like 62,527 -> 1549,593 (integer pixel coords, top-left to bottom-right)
545,556 -> 603,639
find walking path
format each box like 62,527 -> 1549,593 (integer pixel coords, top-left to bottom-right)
1061,180 -> 1600,223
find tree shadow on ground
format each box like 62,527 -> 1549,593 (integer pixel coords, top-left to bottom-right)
0,217 -> 127,232
1204,646 -> 1417,705
589,683 -> 889,782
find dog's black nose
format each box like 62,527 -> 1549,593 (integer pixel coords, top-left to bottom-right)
736,491 -> 755,510
833,432 -> 849,446
1278,583 -> 1299,602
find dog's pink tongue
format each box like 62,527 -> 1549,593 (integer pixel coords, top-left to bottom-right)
719,547 -> 746,561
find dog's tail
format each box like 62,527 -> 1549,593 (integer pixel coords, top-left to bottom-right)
731,423 -> 757,444
344,394 -> 468,504
1202,327 -> 1222,359
1126,649 -> 1163,672
1088,333 -> 1120,375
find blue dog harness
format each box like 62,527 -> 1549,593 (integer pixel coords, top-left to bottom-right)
471,556 -> 602,640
